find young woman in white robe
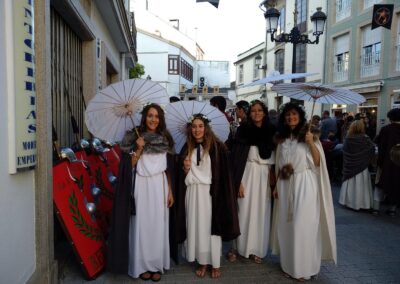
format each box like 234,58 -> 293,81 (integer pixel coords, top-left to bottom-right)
270,103 -> 337,281
117,104 -> 174,282
177,113 -> 240,279
229,100 -> 276,264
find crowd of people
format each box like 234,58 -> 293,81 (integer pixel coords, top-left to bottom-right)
312,108 -> 400,217
105,95 -> 399,282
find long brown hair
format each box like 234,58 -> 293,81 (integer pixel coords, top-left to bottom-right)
185,115 -> 222,159
139,103 -> 174,148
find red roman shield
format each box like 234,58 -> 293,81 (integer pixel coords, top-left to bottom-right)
53,161 -> 105,279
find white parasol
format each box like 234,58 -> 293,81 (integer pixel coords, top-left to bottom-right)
271,82 -> 366,119
85,78 -> 169,142
165,101 -> 229,153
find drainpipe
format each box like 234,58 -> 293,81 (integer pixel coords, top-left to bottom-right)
121,52 -> 127,80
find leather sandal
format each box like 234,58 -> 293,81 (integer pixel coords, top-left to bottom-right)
151,272 -> 161,282
139,272 -> 152,281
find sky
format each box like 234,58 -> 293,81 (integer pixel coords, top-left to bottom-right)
131,0 -> 267,80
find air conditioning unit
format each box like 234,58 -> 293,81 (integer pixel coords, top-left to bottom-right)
213,86 -> 219,94
202,85 -> 208,94
192,85 -> 198,94
180,84 -> 186,93
199,77 -> 205,87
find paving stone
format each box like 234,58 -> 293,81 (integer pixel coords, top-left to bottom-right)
59,185 -> 400,284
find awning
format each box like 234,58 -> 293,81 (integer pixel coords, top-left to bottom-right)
344,81 -> 383,94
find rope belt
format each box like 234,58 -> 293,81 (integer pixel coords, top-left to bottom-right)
286,166 -> 311,222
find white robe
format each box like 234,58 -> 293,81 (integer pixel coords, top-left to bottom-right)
184,147 -> 222,268
235,146 -> 274,258
339,168 -> 373,210
128,152 -> 170,278
270,139 -> 337,279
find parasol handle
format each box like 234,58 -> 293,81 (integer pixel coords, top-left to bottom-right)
308,100 -> 316,131
128,113 -> 141,138
134,127 -> 140,138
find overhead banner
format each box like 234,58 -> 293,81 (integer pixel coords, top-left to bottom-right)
196,0 -> 219,8
7,0 -> 37,173
371,4 -> 394,30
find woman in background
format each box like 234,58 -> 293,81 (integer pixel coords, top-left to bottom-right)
339,120 -> 374,210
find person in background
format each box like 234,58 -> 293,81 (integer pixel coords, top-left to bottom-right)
226,100 -> 249,150
170,96 -> 180,103
228,100 -> 276,264
175,113 -> 240,279
320,110 -> 337,140
270,102 -> 337,281
341,115 -> 354,143
375,108 -> 400,216
339,120 -> 374,210
335,112 -> 344,143
210,96 -> 227,113
269,109 -> 279,127
235,100 -> 249,123
107,104 -> 175,281
363,114 -> 376,140
311,115 -> 321,129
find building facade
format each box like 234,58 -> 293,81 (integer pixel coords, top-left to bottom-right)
235,0 -> 326,117
234,42 -> 267,102
133,4 -> 230,102
0,0 -> 136,282
324,0 -> 400,133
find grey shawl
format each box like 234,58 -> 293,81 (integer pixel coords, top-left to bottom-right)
119,129 -> 173,154
342,134 -> 374,181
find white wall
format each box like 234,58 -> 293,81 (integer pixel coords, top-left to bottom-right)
0,1 -> 36,282
137,31 -> 198,98
92,3 -> 128,79
133,6 -> 197,56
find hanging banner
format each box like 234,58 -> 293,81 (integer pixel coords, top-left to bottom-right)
371,4 -> 394,30
196,0 -> 219,8
7,0 -> 37,173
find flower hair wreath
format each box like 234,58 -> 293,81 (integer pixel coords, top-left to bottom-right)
278,102 -> 306,114
188,113 -> 211,124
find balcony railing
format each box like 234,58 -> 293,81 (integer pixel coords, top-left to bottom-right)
333,60 -> 349,82
336,0 -> 351,22
361,52 -> 380,78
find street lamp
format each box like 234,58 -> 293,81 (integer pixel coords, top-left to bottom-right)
255,54 -> 267,70
264,6 -> 326,44
261,2 -> 327,81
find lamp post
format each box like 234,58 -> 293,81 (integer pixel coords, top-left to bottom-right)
260,1 -> 327,83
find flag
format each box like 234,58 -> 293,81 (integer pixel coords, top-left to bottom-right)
196,0 -> 219,8
371,4 -> 394,30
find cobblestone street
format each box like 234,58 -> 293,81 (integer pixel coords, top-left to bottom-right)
60,185 -> 400,283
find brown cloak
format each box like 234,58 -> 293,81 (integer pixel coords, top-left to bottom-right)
175,141 -> 240,243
